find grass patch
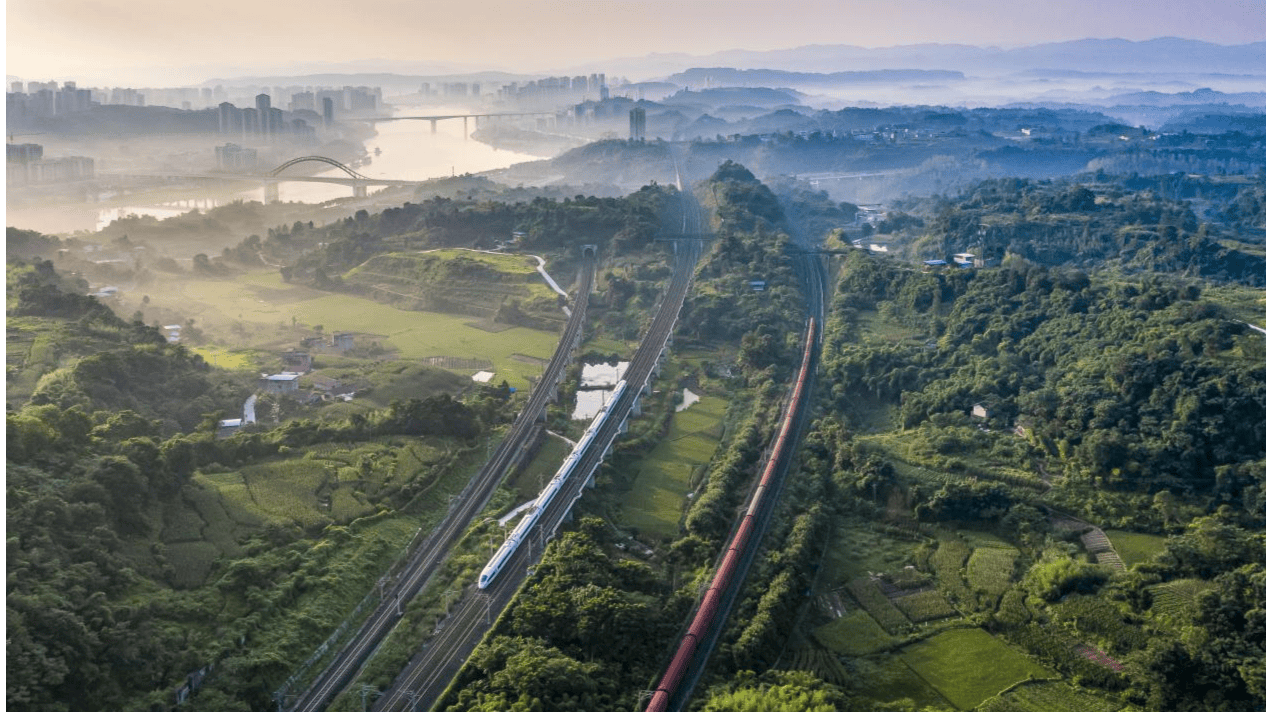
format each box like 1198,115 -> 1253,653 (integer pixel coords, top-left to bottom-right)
822,519 -> 923,588
857,309 -> 924,344
165,541 -> 222,588
854,656 -> 952,710
190,345 -> 259,371
930,533 -> 973,608
966,546 -> 1020,599
620,394 -> 728,540
893,590 -> 959,623
813,609 -> 898,656
846,577 -> 911,634
1104,530 -> 1166,568
175,270 -> 561,389
1149,578 -> 1216,625
902,628 -> 1053,710
509,435 -> 571,503
978,680 -> 1122,712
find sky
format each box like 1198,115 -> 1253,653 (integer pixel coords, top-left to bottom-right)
7,0 -> 1266,86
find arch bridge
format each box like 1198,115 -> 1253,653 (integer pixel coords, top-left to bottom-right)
257,156 -> 420,203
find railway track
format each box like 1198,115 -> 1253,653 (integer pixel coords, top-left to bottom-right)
372,197 -> 704,712
644,241 -> 826,712
283,249 -> 596,712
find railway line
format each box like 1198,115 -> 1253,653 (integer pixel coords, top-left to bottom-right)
282,249 -> 596,712
371,194 -> 705,712
644,240 -> 826,712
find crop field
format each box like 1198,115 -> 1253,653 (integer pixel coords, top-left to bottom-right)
846,577 -> 911,634
176,271 -> 560,389
902,628 -> 1053,710
1149,578 -> 1216,623
853,656 -> 951,710
1104,530 -> 1166,568
966,546 -> 1020,599
1052,595 -> 1148,653
978,680 -> 1122,712
813,609 -> 898,656
620,393 -> 728,540
930,534 -> 973,606
893,589 -> 959,623
176,478 -> 261,562
784,646 -> 850,686
190,345 -> 259,371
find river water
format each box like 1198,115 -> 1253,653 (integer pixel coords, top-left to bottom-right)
7,106 -> 541,234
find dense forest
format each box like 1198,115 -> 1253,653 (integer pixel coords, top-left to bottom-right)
874,175 -> 1266,285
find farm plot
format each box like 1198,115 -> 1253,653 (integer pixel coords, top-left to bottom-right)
893,589 -> 959,623
1105,530 -> 1166,568
783,646 -> 849,686
813,609 -> 898,656
978,680 -> 1122,712
930,534 -> 973,606
901,628 -> 1053,710
853,656 -> 951,710
621,394 -> 727,540
1149,578 -> 1216,624
846,577 -> 911,634
966,546 -> 1019,600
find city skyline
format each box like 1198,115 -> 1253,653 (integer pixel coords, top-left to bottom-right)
7,0 -> 1266,87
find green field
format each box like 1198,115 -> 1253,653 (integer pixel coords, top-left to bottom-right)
510,435 -> 571,503
1104,530 -> 1166,568
1148,578 -> 1216,625
822,520 -> 922,588
190,345 -> 259,371
966,546 -> 1020,598
343,249 -> 560,315
894,589 -> 959,623
814,609 -> 899,656
178,270 -> 560,389
854,656 -> 952,710
902,628 -> 1053,710
978,680 -> 1122,712
620,393 -> 727,540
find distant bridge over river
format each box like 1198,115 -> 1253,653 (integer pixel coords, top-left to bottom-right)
100,155 -> 426,204
356,111 -> 557,136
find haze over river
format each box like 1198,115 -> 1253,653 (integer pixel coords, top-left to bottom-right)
6,107 -> 541,235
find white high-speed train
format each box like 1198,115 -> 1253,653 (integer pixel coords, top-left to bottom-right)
478,380 -> 628,588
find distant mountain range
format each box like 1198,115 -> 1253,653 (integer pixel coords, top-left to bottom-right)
590,38 -> 1266,80
201,38 -> 1265,89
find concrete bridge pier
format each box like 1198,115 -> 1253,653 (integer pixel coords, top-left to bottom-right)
353,183 -> 368,198
463,116 -> 469,139
263,181 -> 279,205
430,119 -> 438,134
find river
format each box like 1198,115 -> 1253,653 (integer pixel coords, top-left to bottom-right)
6,106 -> 542,234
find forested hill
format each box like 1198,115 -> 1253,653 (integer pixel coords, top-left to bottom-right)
896,177 -> 1266,285
224,186 -> 682,291
6,258 -> 251,432
827,250 -> 1266,500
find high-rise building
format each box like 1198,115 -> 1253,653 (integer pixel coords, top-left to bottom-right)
629,107 -> 646,141
322,97 -> 334,129
7,143 -> 44,163
255,94 -> 271,138
242,107 -> 259,139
